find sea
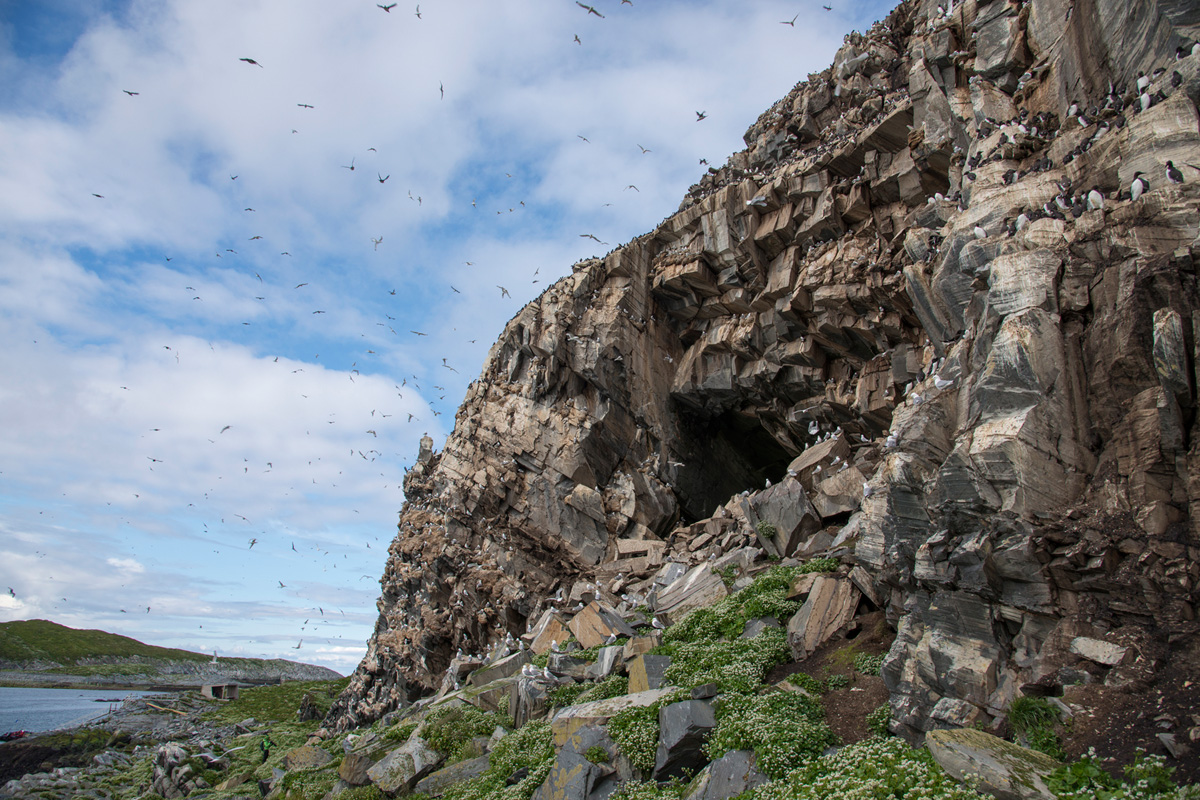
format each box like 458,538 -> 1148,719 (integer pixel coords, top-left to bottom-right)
0,687 -> 172,734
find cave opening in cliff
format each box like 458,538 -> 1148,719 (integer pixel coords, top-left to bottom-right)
678,408 -> 795,519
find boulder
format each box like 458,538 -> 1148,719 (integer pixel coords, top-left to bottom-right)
655,564 -> 729,623
338,752 -> 374,786
589,646 -> 623,679
622,634 -> 662,662
366,736 -> 444,794
927,729 -> 1058,800
469,649 -> 531,687
569,601 -> 636,649
533,726 -> 617,800
283,744 -> 334,771
682,749 -> 770,800
787,576 -> 861,660
654,700 -> 717,780
531,610 -> 573,655
628,654 -> 672,693
550,688 -> 678,747
414,754 -> 491,797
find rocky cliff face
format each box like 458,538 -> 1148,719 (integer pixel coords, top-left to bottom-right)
327,0 -> 1200,739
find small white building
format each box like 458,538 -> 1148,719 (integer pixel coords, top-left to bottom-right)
200,683 -> 239,701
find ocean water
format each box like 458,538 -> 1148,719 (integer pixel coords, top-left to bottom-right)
0,687 -> 170,734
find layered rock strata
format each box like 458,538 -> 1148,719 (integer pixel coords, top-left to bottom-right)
328,0 -> 1200,740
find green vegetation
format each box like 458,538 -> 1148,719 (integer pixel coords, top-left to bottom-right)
824,673 -> 849,690
577,674 -> 628,704
548,682 -> 590,709
867,703 -> 892,736
204,677 -> 351,724
422,705 -> 510,762
704,691 -> 834,778
661,628 -> 792,693
383,719 -> 419,742
0,619 -> 213,666
610,780 -> 683,800
1007,696 -> 1065,761
1048,751 -> 1200,800
738,736 -> 984,799
584,745 -> 610,764
439,720 -> 556,800
548,674 -> 630,709
575,637 -> 628,662
608,703 -> 664,773
853,652 -> 884,676
756,521 -> 779,541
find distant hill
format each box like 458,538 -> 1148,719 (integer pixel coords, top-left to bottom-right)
0,620 -> 212,666
0,619 -> 339,687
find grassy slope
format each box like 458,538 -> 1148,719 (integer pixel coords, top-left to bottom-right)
0,619 -> 217,666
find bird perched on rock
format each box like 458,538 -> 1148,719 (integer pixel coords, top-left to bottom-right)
1166,161 -> 1184,184
1086,187 -> 1104,210
933,375 -> 954,390
972,225 -> 987,240
1130,172 -> 1149,202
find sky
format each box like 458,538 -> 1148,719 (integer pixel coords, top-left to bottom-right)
0,0 -> 895,675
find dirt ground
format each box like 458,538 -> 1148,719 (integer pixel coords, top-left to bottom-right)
1057,632 -> 1200,784
766,610 -> 894,744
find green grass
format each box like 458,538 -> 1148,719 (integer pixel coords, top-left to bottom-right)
1007,696 -> 1065,761
0,619 -> 214,666
203,677 -> 351,724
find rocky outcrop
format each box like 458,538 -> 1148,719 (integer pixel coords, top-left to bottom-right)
328,0 -> 1200,744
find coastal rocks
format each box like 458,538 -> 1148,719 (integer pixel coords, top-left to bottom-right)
150,743 -> 206,799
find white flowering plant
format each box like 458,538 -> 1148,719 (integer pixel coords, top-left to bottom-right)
740,736 -> 985,800
704,690 -> 835,778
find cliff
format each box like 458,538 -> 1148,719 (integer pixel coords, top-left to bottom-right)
328,0 -> 1200,745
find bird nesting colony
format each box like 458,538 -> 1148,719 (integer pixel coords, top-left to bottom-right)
328,0 -> 1200,766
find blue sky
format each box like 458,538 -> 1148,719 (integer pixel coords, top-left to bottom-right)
0,0 -> 893,674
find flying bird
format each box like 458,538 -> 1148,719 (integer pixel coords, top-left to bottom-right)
293,640 -> 302,649
637,144 -> 651,154
378,2 -> 396,9
372,236 -> 383,250
580,233 -> 607,244
574,34 -> 582,44
239,58 -> 263,67
411,330 -> 427,336
576,1 -> 605,17
782,14 -> 798,25
695,110 -> 707,121
123,90 -> 139,96
497,285 -> 510,298
297,103 -> 314,108
342,157 -> 355,171
577,135 -> 590,143
249,538 -> 258,549
279,581 -> 286,588
439,82 -> 444,99
414,4 -> 421,17
92,193 -> 104,198
220,425 -> 231,433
